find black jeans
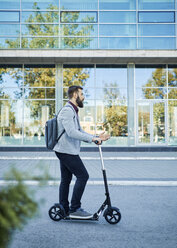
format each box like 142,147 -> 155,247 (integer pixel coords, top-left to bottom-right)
55,152 -> 89,213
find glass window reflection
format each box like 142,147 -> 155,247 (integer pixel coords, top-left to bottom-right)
96,99 -> 128,145
138,24 -> 175,36
168,65 -> 177,87
61,24 -> 97,36
60,0 -> 98,10
136,88 -> 167,99
61,37 -> 97,49
99,24 -> 136,36
0,100 -> 23,145
24,66 -> 55,87
23,100 -> 55,145
138,37 -> 175,49
21,0 -> 59,10
168,100 -> 177,145
0,24 -> 20,36
0,88 -> 23,100
168,88 -> 177,99
0,11 -> 20,22
21,11 -> 59,23
0,66 -> 23,87
138,11 -> 175,23
95,88 -> 127,100
96,66 -> 127,88
99,37 -> 136,49
138,0 -> 175,10
22,24 -> 59,36
100,11 -> 136,23
0,0 -> 20,9
22,37 -> 58,48
99,0 -> 136,10
79,100 -> 96,135
135,66 -> 167,88
0,38 -> 20,48
24,88 -> 55,99
63,66 -> 95,88
61,11 -> 97,23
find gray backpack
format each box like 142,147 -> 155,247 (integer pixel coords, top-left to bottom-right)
45,105 -> 73,150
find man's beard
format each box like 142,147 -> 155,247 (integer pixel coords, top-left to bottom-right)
76,96 -> 84,108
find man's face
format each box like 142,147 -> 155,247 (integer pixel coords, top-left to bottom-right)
76,89 -> 84,108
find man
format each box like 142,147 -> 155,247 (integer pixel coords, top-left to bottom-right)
54,85 -> 110,219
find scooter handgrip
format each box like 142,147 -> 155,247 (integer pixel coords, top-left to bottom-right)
94,140 -> 102,145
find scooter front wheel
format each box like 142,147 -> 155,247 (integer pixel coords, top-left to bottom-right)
48,205 -> 62,221
104,207 -> 121,224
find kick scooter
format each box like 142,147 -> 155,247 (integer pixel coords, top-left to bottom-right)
48,143 -> 121,224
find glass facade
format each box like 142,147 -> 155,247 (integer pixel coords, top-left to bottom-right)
0,63 -> 177,147
0,0 -> 176,49
0,65 -> 55,145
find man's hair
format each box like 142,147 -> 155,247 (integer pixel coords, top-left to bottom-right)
68,85 -> 83,99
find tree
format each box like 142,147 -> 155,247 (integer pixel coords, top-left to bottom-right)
0,3 -> 93,143
142,68 -> 177,143
5,3 -> 94,49
0,169 -> 38,248
0,68 -> 21,142
102,82 -> 127,137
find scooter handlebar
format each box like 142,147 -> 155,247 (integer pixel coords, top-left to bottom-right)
94,140 -> 102,145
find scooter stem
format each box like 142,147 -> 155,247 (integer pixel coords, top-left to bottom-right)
98,145 -> 105,170
98,144 -> 111,206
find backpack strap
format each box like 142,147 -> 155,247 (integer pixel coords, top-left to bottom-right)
56,104 -> 75,142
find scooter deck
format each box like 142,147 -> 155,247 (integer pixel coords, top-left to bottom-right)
63,214 -> 99,221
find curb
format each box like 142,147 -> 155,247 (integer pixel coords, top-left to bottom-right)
1,180 -> 177,187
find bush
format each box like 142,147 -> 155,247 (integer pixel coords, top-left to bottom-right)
0,168 -> 38,248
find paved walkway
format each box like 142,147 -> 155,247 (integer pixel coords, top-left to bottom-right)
0,151 -> 177,185
10,185 -> 177,248
1,151 -> 177,247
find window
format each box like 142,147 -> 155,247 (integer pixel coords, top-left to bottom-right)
138,0 -> 175,10
21,0 -> 59,10
21,11 -> 59,23
0,11 -> 20,22
138,37 -> 175,49
99,0 -> 136,10
99,37 -> 136,49
0,24 -> 20,36
139,11 -> 175,23
60,0 -> 98,10
138,24 -> 175,36
100,11 -> 136,23
99,24 -> 136,36
60,11 -> 97,23
0,0 -> 20,9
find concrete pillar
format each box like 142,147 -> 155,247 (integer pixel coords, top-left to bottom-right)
127,63 -> 136,146
55,64 -> 63,113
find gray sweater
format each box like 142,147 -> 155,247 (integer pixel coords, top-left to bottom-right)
53,102 -> 94,155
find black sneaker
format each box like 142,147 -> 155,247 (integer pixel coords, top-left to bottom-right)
69,208 -> 93,219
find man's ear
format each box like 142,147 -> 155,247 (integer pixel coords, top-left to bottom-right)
73,91 -> 77,99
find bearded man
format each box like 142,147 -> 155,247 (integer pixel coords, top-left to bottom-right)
54,85 -> 110,219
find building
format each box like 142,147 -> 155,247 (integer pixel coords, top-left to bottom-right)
0,0 -> 177,149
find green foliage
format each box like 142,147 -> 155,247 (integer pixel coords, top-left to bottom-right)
5,3 -> 94,49
0,168 -> 38,248
103,82 -> 127,137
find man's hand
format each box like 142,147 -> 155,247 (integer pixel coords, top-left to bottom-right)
92,137 -> 102,145
99,132 -> 110,141
92,132 -> 110,145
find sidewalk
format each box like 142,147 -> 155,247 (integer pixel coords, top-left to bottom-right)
10,185 -> 177,248
1,151 -> 177,185
1,152 -> 177,248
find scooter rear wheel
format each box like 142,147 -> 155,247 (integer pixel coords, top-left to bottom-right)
48,205 -> 62,221
104,207 -> 121,224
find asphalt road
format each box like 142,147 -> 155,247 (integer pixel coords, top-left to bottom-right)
9,185 -> 177,248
